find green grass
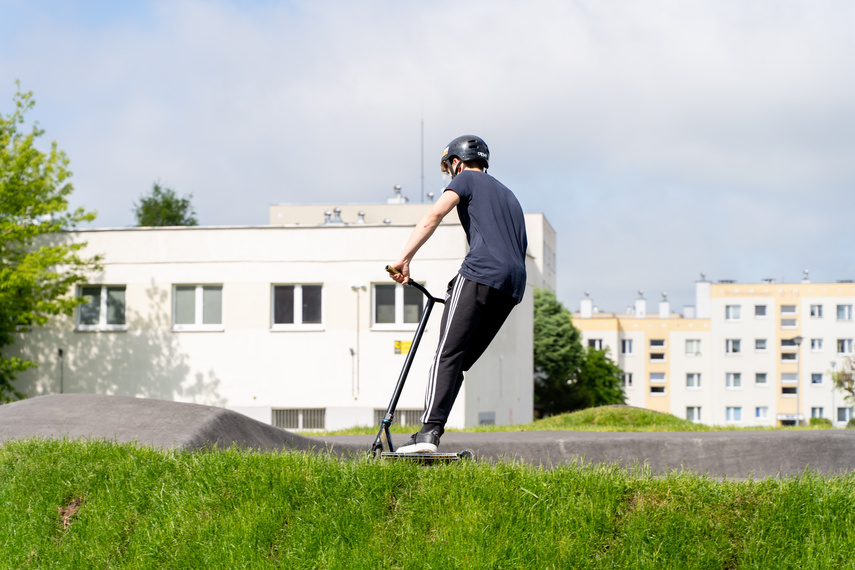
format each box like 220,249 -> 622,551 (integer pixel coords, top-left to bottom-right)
3,438 -> 855,569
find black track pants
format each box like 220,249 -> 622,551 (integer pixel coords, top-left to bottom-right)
421,274 -> 517,430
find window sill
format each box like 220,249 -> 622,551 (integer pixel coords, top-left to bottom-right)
172,325 -> 225,332
270,325 -> 325,332
75,325 -> 128,333
371,324 -> 419,332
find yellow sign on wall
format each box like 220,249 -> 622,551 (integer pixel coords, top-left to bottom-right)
394,340 -> 412,355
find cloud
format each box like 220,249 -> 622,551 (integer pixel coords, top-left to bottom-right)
1,0 -> 853,311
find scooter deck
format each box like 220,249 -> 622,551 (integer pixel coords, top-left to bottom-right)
381,449 -> 474,462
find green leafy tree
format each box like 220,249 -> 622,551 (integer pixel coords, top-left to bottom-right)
133,182 -> 198,227
533,288 -> 625,417
0,82 -> 100,402
570,346 -> 626,410
831,356 -> 855,404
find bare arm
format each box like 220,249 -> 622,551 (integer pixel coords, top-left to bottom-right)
389,190 -> 460,284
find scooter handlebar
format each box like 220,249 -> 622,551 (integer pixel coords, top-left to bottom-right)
385,265 -> 444,304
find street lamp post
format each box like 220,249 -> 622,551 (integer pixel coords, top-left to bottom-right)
792,336 -> 803,426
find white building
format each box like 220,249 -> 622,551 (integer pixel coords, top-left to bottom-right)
10,198 -> 555,431
574,277 -> 855,427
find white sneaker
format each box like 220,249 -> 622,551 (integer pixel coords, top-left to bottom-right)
395,429 -> 441,453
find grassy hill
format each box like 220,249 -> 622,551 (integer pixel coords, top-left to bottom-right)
3,435 -> 854,568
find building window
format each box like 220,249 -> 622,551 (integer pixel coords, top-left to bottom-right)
650,372 -> 666,382
811,373 -> 823,385
837,407 -> 853,423
173,285 -> 223,330
837,305 -> 853,321
373,284 -> 423,327
685,339 -> 701,356
810,338 -> 823,352
650,386 -> 666,395
781,352 -> 798,362
837,339 -> 854,355
650,352 -> 665,361
782,386 -> 798,396
755,339 -> 767,352
686,373 -> 701,388
781,318 -> 797,329
755,372 -> 768,385
726,407 -> 742,423
810,304 -> 823,318
686,407 -> 701,422
755,305 -> 767,318
781,373 -> 797,384
621,339 -> 633,355
755,406 -> 769,420
272,285 -> 323,328
725,339 -> 741,354
725,305 -> 741,321
727,372 -> 743,388
272,408 -> 325,430
780,304 -> 797,315
650,339 -> 665,348
726,372 -> 742,389
77,285 -> 126,331
811,407 -> 824,419
621,373 -> 633,387
588,338 -> 603,350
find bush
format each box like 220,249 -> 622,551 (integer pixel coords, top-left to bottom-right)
810,417 -> 833,429
847,417 -> 855,429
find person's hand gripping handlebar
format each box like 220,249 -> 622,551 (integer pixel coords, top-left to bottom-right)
385,264 -> 409,285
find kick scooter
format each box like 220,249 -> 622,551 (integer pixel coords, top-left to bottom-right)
370,266 -> 474,463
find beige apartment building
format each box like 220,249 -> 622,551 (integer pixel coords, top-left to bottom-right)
9,197 -> 555,432
574,277 -> 855,427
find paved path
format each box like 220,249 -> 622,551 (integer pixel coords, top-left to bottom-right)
2,394 -> 854,478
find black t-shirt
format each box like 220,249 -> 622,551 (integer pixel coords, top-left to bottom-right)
446,170 -> 528,303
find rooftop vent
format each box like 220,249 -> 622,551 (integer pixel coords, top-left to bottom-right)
387,184 -> 409,204
763,278 -> 775,283
719,280 -> 735,284
838,280 -> 854,283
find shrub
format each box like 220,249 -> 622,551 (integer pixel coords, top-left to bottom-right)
809,417 -> 833,429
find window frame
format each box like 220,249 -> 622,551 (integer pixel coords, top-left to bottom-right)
685,339 -> 701,356
686,372 -> 701,389
686,406 -> 701,423
76,284 -> 128,332
371,283 -> 425,330
172,284 -> 224,332
270,284 -> 325,331
726,372 -> 742,389
725,305 -> 741,321
725,339 -> 742,354
726,406 -> 742,423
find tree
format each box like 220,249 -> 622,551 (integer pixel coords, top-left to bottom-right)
832,356 -> 855,404
0,82 -> 100,402
570,346 -> 626,410
533,288 -> 625,417
133,181 -> 198,227
533,288 -> 584,416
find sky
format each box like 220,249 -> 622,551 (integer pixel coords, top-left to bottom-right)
2,0 -> 854,314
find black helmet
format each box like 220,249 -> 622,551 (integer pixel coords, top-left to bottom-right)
441,135 -> 489,177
